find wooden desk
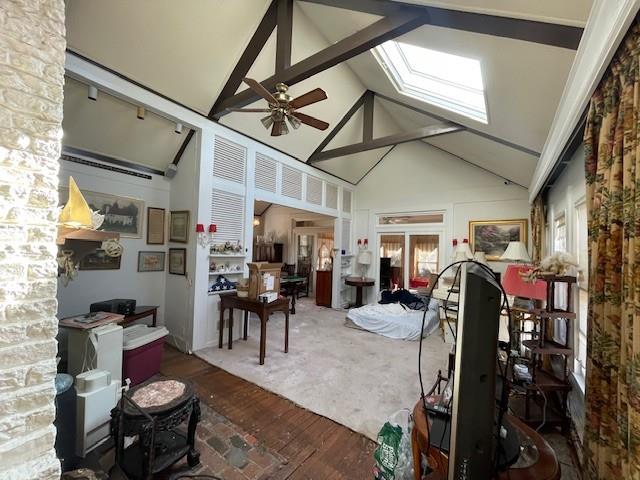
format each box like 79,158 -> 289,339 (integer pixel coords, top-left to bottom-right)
122,306 -> 158,327
411,400 -> 560,480
218,293 -> 290,365
344,276 -> 375,307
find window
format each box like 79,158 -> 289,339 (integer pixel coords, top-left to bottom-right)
378,213 -> 444,225
316,232 -> 334,270
553,213 -> 568,342
574,201 -> 588,386
375,41 -> 487,123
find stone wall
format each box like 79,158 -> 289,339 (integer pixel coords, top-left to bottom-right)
0,0 -> 66,478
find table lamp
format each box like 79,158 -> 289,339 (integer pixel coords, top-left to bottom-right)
500,241 -> 531,263
357,250 -> 372,279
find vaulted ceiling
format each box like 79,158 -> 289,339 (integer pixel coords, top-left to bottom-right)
62,0 -> 593,186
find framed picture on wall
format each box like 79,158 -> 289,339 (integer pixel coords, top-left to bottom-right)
79,249 -> 122,270
169,210 -> 190,243
168,248 -> 187,275
137,251 -> 165,272
59,187 -> 144,238
147,207 -> 165,244
469,219 -> 528,261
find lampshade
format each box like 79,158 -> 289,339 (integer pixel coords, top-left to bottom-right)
500,241 -> 531,262
502,264 -> 546,300
473,251 -> 488,265
456,242 -> 473,259
58,176 -> 93,228
195,223 -> 205,233
208,224 -> 217,233
357,250 -> 372,265
453,251 -> 468,262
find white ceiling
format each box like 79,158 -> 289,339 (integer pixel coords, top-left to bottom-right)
63,0 -> 593,185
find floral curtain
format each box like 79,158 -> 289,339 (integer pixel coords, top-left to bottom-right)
583,21 -> 640,479
530,194 -> 545,263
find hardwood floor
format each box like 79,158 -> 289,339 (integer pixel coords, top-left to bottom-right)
160,346 -> 376,479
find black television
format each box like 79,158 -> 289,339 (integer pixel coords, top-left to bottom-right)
447,262 -> 519,479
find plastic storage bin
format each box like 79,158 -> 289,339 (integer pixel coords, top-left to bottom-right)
122,324 -> 169,386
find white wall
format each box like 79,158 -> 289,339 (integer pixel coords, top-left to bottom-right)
57,156 -> 170,325
353,141 -> 530,287
164,136 -> 200,351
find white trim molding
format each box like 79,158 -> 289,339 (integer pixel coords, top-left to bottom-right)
529,0 -> 640,202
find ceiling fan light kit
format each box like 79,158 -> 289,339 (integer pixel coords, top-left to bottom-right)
230,77 -> 330,136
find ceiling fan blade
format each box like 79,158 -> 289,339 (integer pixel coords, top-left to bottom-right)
271,121 -> 283,136
292,112 -> 329,131
227,108 -> 272,113
243,77 -> 278,105
289,88 -> 327,109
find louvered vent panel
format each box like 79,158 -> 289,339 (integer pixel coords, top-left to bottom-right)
306,175 -> 322,205
213,136 -> 246,184
281,165 -> 302,200
341,218 -> 351,251
342,189 -> 352,213
326,184 -> 338,209
255,153 -> 277,192
211,189 -> 245,244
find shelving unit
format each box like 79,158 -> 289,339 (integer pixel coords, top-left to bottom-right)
208,247 -> 246,296
517,274 -> 576,432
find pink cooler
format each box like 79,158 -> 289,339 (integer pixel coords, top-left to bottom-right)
122,324 -> 169,386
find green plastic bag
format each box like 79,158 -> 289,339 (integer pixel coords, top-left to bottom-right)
373,422 -> 403,479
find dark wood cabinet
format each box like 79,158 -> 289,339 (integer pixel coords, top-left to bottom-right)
315,270 -> 332,307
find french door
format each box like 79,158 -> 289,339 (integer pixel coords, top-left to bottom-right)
378,231 -> 443,291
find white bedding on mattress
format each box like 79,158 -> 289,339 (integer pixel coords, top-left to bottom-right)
346,299 -> 440,341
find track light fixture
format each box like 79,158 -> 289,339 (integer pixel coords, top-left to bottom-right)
137,106 -> 145,120
174,122 -> 183,134
88,85 -> 98,101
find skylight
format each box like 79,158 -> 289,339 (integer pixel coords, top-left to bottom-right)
375,41 -> 488,124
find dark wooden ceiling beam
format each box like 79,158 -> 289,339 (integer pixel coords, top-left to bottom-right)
374,92 -> 541,157
213,10 -> 427,118
310,123 -> 463,161
362,90 -> 374,142
307,90 -> 369,160
172,0 -> 278,165
276,0 -> 294,73
299,0 -> 583,49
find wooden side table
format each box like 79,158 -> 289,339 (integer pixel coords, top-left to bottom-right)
344,276 -> 375,307
218,292 -> 290,365
122,306 -> 159,327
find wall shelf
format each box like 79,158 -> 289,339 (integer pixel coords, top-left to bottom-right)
209,271 -> 244,275
208,289 -> 237,296
208,254 -> 246,258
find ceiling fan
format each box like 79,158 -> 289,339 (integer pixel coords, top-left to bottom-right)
227,78 -> 330,136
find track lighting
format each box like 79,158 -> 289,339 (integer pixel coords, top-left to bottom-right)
137,106 -> 145,120
88,85 -> 98,101
174,122 -> 183,134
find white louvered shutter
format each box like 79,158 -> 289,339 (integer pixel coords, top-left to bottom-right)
213,136 -> 246,184
211,189 -> 245,244
306,175 -> 322,205
255,153 -> 277,192
326,184 -> 338,209
281,165 -> 302,200
342,189 -> 352,213
342,218 -> 351,252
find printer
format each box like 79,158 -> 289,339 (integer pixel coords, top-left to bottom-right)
90,298 -> 136,316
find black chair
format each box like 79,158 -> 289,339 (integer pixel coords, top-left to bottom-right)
296,263 -> 311,298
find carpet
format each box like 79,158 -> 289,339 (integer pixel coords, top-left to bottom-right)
196,299 -> 451,440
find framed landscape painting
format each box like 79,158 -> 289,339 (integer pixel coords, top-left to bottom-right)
59,187 -> 144,238
469,219 -> 528,261
79,249 -> 122,270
